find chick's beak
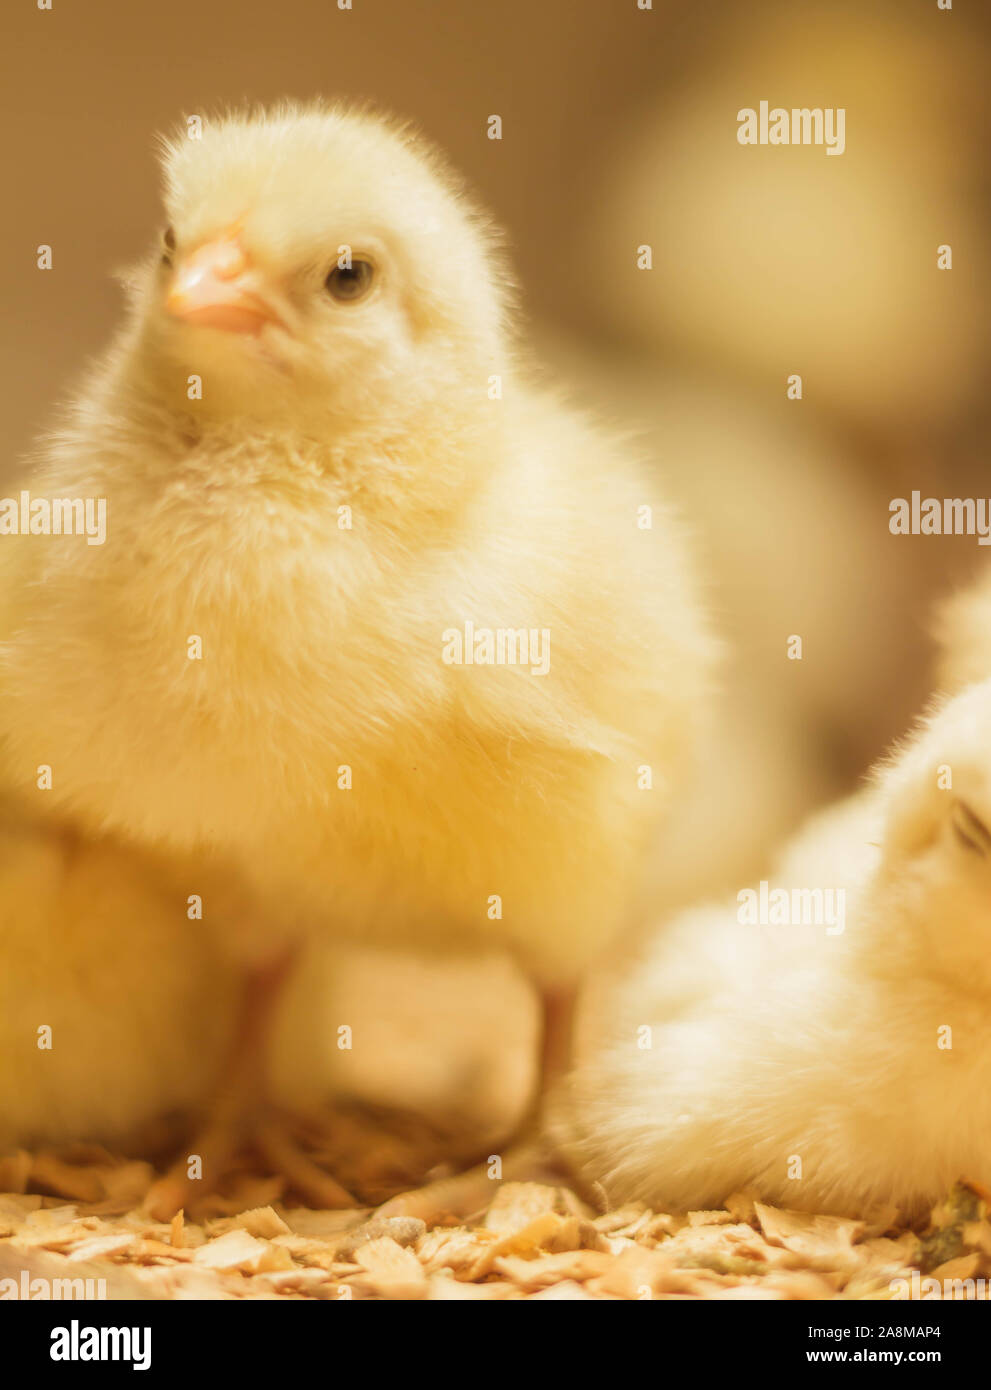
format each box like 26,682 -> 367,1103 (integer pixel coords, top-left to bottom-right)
166,233 -> 285,335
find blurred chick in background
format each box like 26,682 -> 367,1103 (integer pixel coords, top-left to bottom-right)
0,104 -> 715,1216
539,344 -> 904,908
576,1 -> 988,443
0,801 -> 231,1155
550,676 -> 991,1218
937,574 -> 991,697
545,0 -> 991,904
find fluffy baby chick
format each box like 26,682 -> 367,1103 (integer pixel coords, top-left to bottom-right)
551,678 -> 991,1218
0,799 -> 232,1156
0,104 -> 714,1213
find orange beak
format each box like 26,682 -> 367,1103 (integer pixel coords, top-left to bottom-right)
166,232 -> 284,335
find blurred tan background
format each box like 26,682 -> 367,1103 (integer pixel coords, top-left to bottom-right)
3,0 -> 990,1132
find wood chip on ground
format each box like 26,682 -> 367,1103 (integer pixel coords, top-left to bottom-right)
2,1147 -> 990,1300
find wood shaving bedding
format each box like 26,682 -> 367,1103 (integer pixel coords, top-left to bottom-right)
2,1145 -> 990,1300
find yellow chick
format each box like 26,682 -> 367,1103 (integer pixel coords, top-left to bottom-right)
0,799 -> 232,1156
0,104 -> 714,1214
550,678 -> 991,1218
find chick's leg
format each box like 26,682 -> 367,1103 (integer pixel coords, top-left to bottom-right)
375,984 -> 576,1222
144,948 -> 355,1220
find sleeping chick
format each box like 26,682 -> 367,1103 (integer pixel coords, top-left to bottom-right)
0,104 -> 714,1214
550,677 -> 991,1218
0,799 -> 232,1155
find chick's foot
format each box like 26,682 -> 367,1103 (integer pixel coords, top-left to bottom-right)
374,1140 -> 560,1223
144,1105 -> 356,1221
143,947 -> 355,1220
375,984 -> 576,1223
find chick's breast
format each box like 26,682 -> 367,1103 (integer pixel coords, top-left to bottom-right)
0,395 -> 711,982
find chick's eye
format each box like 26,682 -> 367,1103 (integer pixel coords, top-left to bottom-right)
325,259 -> 374,303
161,226 -> 176,265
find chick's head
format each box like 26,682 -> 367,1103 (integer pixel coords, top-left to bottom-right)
130,104 -> 512,435
872,677 -> 991,991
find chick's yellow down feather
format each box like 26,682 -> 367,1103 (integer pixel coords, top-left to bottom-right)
0,802 -> 233,1152
0,104 -> 714,985
550,678 -> 991,1217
